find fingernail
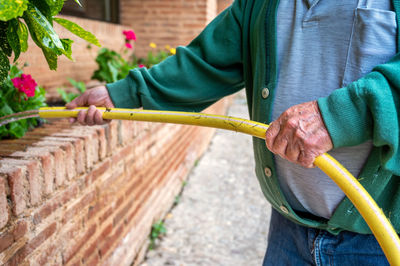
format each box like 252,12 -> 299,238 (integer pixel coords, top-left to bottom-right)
69,118 -> 75,123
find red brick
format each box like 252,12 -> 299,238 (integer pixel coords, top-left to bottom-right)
120,120 -> 135,145
87,202 -> 100,221
0,165 -> 27,216
62,190 -> 96,224
12,221 -> 28,241
62,224 -> 96,264
0,220 -> 28,253
82,239 -> 98,261
47,146 -> 66,187
0,232 -> 14,253
113,199 -> 134,226
99,223 -> 112,240
35,243 -> 59,266
105,121 -> 119,156
53,128 -> 98,170
0,158 -> 42,206
95,126 -> 107,160
0,177 -> 9,229
86,254 -> 99,266
33,183 -> 79,225
85,160 -> 110,187
99,205 -> 114,225
8,146 -> 55,196
8,222 -> 57,264
36,136 -> 85,175
33,139 -> 76,180
6,144 -> 62,190
99,224 -> 124,258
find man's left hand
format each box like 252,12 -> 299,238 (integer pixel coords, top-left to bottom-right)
265,101 -> 333,168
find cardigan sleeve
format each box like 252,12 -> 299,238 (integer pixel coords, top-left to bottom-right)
106,0 -> 245,112
318,53 -> 400,174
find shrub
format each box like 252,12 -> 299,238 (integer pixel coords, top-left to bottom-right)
56,78 -> 87,103
0,64 -> 46,139
0,0 -> 100,82
0,0 -> 99,139
92,30 -> 176,83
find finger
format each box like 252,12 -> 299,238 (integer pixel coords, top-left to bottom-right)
271,120 -> 295,158
285,141 -> 301,163
298,151 -> 316,168
69,118 -> 76,124
94,109 -> 104,125
77,110 -> 87,125
85,105 -> 97,126
66,92 -> 88,109
272,135 -> 288,158
265,121 -> 280,151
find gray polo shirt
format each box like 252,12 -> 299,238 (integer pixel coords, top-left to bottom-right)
273,0 -> 397,219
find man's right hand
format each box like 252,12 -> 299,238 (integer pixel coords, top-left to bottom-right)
66,85 -> 115,126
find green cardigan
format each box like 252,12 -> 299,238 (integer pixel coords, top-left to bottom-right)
107,0 -> 400,234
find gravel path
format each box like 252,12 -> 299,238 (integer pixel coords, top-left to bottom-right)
142,92 -> 272,266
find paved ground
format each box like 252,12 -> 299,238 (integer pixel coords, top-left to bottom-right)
142,92 -> 272,266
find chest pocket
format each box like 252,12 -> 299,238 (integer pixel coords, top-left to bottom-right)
342,8 -> 397,87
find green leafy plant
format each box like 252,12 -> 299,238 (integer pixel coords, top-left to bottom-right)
149,220 -> 167,250
0,63 -> 46,139
92,30 -> 176,83
92,48 -> 133,83
0,0 -> 100,82
133,42 -> 176,69
57,78 -> 86,103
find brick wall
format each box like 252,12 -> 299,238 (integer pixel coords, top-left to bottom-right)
0,98 -> 231,265
119,0 -> 217,58
0,1 -> 235,264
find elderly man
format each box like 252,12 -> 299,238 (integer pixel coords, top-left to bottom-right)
67,0 -> 400,264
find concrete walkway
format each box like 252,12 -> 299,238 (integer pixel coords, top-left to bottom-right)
142,92 -> 272,266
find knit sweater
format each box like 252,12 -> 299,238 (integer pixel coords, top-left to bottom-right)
107,0 -> 400,234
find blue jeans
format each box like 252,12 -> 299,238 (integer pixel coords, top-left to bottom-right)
263,209 -> 389,266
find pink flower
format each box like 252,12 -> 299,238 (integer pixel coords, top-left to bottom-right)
125,42 -> 133,49
11,74 -> 37,98
123,30 -> 136,41
138,64 -> 145,68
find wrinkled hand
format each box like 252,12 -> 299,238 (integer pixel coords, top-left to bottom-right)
265,101 -> 333,168
66,85 -> 115,125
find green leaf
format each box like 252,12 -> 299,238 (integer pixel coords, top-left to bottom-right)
45,0 -> 64,16
28,0 -> 52,23
74,0 -> 82,7
9,122 -> 25,138
60,38 -> 73,60
67,78 -> 86,93
53,17 -> 101,47
7,19 -> 21,61
30,0 -> 64,20
0,21 -> 12,56
0,50 -> 9,82
107,61 -> 118,82
0,0 -> 28,21
9,63 -> 23,77
17,20 -> 28,52
57,87 -> 78,103
23,4 -> 67,69
0,101 -> 13,116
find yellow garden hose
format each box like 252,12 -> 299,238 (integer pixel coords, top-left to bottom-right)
38,107 -> 400,265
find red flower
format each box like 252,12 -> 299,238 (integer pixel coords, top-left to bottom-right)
123,30 -> 136,41
11,74 -> 37,98
138,64 -> 145,68
125,42 -> 133,49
